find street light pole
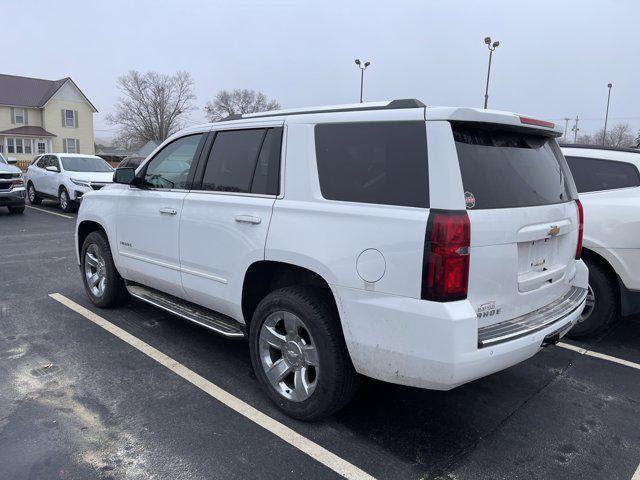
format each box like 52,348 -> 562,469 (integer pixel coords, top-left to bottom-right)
483,37 -> 500,109
354,59 -> 371,103
603,82 -> 613,145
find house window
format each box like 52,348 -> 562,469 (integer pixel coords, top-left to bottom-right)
64,109 -> 76,127
37,141 -> 46,154
65,138 -> 78,153
24,139 -> 32,154
13,108 -> 25,124
7,139 -> 14,154
15,138 -> 24,154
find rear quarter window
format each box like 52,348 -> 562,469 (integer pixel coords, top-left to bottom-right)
452,122 -> 574,209
314,121 -> 429,208
565,156 -> 640,193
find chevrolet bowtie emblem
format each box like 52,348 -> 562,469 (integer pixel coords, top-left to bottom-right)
548,225 -> 560,237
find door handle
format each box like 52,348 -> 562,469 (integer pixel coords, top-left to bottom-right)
235,215 -> 261,224
159,207 -> 177,215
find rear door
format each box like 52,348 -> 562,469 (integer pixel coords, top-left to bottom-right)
451,122 -> 580,327
41,155 -> 61,196
179,125 -> 283,320
28,155 -> 47,192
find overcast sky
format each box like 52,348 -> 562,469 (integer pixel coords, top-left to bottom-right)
6,0 -> 639,142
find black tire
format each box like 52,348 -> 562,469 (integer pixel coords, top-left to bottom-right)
249,286 -> 359,420
27,182 -> 42,205
8,206 -> 25,214
59,187 -> 76,213
567,259 -> 618,339
80,230 -> 130,308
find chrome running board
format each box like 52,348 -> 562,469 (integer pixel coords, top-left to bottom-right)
126,283 -> 245,338
477,286 -> 587,348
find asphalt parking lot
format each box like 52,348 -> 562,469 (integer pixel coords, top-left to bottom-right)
1,201 -> 640,480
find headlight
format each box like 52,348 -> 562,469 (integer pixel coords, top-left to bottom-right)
11,173 -> 24,187
71,178 -> 91,188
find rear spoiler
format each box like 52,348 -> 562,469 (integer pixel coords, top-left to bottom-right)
426,107 -> 563,137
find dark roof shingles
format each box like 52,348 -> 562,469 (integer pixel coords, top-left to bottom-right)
0,74 -> 68,107
0,126 -> 56,137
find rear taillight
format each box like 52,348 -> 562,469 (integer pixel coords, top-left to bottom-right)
421,210 -> 470,302
575,199 -> 584,259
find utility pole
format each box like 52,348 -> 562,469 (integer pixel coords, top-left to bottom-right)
483,37 -> 500,109
354,59 -> 371,103
563,117 -> 571,143
571,116 -> 580,143
603,82 -> 613,145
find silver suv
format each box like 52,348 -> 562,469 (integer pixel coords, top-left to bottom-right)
0,153 -> 26,214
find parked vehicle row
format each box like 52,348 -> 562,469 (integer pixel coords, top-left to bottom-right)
74,99 -> 591,420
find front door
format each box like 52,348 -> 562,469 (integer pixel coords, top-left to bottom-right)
180,126 -> 283,320
115,133 -> 206,297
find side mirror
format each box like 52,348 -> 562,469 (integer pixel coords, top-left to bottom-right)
113,167 -> 136,185
45,165 -> 59,173
7,157 -> 17,164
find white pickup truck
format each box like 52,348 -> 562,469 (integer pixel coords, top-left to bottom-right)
562,144 -> 640,337
75,100 -> 588,419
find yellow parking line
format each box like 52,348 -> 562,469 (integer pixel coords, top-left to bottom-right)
557,342 -> 640,371
26,205 -> 73,219
49,293 -> 376,480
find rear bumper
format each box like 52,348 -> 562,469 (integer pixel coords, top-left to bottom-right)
334,259 -> 588,390
0,187 -> 26,206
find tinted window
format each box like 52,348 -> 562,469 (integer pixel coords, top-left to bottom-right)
202,129 -> 269,193
143,134 -> 203,189
453,122 -> 574,209
251,128 -> 282,195
565,156 -> 640,193
314,122 -> 429,208
36,156 -> 48,168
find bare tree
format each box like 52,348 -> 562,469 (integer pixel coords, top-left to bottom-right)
608,123 -> 635,148
574,123 -> 635,148
204,89 -> 280,122
107,71 -> 196,148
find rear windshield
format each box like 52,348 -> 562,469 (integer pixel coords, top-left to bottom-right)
452,122 -> 575,209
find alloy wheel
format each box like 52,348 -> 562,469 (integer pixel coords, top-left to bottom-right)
579,284 -> 595,323
60,191 -> 68,210
84,244 -> 107,297
28,185 -> 35,202
258,311 -> 319,402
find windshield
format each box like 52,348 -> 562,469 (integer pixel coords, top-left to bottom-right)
0,154 -> 7,165
61,156 -> 114,172
452,122 -> 576,209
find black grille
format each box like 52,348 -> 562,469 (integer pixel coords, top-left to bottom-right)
0,181 -> 11,191
0,173 -> 14,180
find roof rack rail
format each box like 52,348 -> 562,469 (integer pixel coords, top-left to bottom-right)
559,143 -> 640,154
217,98 -> 426,122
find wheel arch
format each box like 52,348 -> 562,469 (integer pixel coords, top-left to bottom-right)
77,219 -> 109,260
241,261 -> 340,328
581,246 -> 620,296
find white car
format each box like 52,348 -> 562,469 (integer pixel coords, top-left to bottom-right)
561,144 -> 640,337
25,153 -> 114,212
75,99 -> 588,419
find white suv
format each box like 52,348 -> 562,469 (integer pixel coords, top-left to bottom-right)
562,144 -> 640,337
25,153 -> 114,212
75,100 -> 588,419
